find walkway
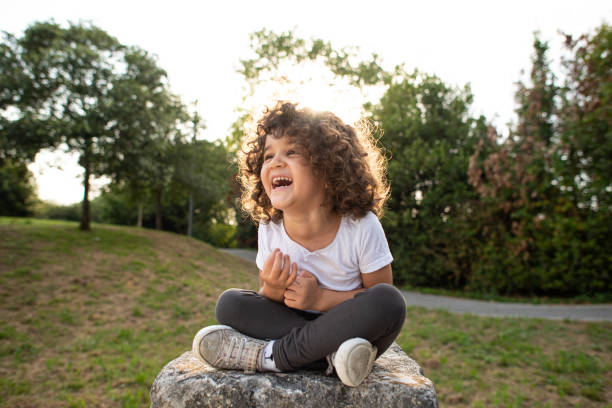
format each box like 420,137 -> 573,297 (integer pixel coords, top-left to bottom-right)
218,248 -> 612,322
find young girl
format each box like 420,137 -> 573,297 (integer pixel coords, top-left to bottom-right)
192,101 -> 406,387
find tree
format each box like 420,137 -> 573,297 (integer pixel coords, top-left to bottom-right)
92,138 -> 235,246
0,21 -> 189,231
467,29 -> 611,296
239,28 -> 388,89
169,138 -> 233,238
1,22 -> 124,230
0,30 -> 60,163
467,35 -> 562,293
102,47 -> 189,230
1,29 -> 57,215
558,23 -> 612,212
369,70 -> 488,287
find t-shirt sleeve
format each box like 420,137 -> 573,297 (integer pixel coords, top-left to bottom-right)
358,212 -> 394,273
255,222 -> 269,271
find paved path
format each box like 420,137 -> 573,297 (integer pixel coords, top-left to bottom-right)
218,248 -> 612,322
400,291 -> 612,322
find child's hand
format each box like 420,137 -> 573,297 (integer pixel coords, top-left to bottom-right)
284,270 -> 321,311
260,249 -> 298,294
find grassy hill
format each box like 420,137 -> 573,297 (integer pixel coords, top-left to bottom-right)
1,217 -> 610,407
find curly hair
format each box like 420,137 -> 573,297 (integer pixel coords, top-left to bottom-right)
238,101 -> 389,223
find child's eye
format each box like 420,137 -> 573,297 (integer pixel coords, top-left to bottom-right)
264,153 -> 274,161
287,149 -> 296,156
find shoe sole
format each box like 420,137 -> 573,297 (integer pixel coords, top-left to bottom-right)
192,325 -> 232,364
334,338 -> 377,387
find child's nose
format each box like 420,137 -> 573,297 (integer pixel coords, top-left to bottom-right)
271,155 -> 285,167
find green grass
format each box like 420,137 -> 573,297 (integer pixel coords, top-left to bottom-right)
1,216 -> 611,407
396,309 -> 611,406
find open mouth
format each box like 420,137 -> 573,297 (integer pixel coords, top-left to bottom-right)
272,176 -> 293,190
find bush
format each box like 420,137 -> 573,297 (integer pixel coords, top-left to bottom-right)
34,201 -> 82,222
0,160 -> 37,217
194,222 -> 237,248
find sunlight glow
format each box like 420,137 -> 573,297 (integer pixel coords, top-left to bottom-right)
244,59 -> 384,128
28,148 -> 109,205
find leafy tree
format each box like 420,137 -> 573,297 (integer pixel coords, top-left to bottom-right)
558,23 -> 612,211
467,29 -> 611,296
1,21 -> 188,231
0,22 -> 124,230
369,70 -> 488,287
467,35 -> 562,293
91,138 -> 235,245
171,138 -> 233,234
239,29 -> 388,88
103,48 -> 189,230
1,29 -> 55,215
0,31 -> 59,163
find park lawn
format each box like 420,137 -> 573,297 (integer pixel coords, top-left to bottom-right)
0,217 -> 610,408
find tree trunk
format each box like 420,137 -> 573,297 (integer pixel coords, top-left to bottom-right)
188,191 -> 193,237
137,202 -> 143,228
155,189 -> 163,230
80,152 -> 91,231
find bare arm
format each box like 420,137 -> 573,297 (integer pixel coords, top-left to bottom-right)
284,264 -> 393,312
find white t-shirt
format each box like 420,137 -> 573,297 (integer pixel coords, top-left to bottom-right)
255,212 -> 393,291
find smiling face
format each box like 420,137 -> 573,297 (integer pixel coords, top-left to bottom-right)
260,135 -> 326,216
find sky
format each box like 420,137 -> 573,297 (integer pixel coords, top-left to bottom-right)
2,0 -> 611,204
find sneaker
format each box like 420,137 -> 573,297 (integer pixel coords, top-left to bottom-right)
326,338 -> 377,387
192,325 -> 267,373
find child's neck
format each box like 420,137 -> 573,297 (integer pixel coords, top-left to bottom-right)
283,208 -> 342,252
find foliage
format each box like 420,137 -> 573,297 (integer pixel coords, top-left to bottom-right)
467,28 -> 611,296
103,48 -> 190,230
0,21 -> 189,231
239,28 -> 388,88
558,24 -> 612,211
74,138 -> 237,247
0,31 -> 58,163
0,159 -> 37,216
369,71 -> 488,288
34,201 -> 82,222
237,26 -> 611,296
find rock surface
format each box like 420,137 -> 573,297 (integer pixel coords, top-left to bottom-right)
150,343 -> 438,408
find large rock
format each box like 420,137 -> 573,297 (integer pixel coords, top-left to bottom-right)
150,343 -> 438,408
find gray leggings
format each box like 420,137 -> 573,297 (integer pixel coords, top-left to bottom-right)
215,283 -> 407,372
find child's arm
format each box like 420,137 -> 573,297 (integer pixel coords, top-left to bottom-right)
284,265 -> 393,312
258,249 -> 298,302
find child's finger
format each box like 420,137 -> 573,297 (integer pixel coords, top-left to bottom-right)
264,248 -> 279,268
286,263 -> 298,286
283,288 -> 296,301
279,253 -> 291,279
270,250 -> 283,277
263,249 -> 280,277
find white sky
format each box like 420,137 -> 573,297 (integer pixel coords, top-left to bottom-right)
2,0 -> 610,204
